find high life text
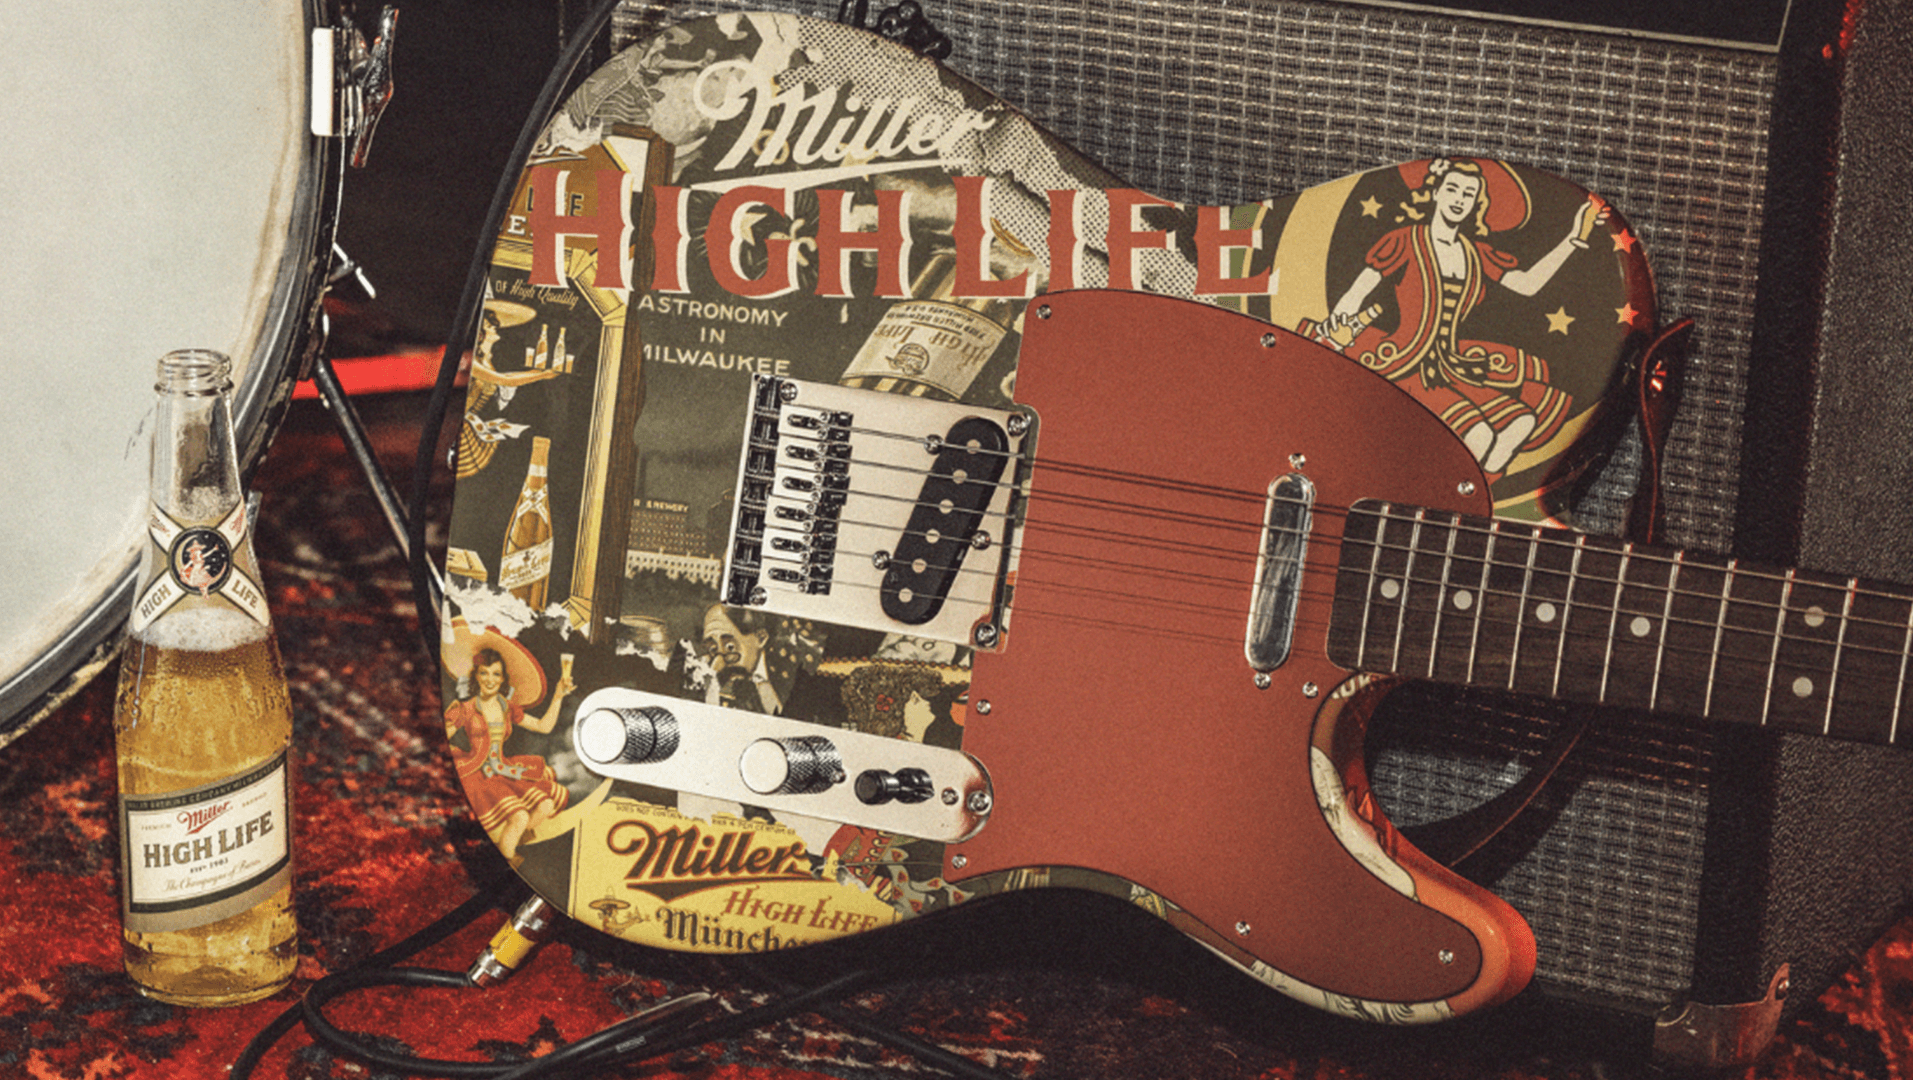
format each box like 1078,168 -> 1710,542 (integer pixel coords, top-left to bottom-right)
501,59 -> 1280,301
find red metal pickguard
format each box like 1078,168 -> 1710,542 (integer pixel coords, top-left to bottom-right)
953,290 -> 1532,1012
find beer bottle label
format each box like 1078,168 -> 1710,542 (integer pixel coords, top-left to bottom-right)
842,299 -> 1007,400
119,750 -> 293,933
131,502 -> 271,634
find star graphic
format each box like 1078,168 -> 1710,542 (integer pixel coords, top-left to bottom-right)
1611,229 -> 1638,253
1359,196 -> 1382,218
1547,307 -> 1575,334
1615,302 -> 1639,326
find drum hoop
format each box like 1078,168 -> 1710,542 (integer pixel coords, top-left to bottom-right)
0,0 -> 343,747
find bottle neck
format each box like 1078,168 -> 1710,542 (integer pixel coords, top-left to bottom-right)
132,350 -> 273,645
150,351 -> 243,524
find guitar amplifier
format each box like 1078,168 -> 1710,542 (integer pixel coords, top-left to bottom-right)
595,0 -> 1913,1063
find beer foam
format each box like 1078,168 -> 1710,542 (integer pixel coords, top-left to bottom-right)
135,605 -> 269,652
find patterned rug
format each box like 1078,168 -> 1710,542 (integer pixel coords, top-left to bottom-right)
3,391 -> 1909,1080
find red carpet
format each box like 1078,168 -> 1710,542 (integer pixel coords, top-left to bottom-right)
3,393 -> 1909,1079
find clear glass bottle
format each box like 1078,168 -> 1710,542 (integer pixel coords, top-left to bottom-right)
114,349 -> 297,1006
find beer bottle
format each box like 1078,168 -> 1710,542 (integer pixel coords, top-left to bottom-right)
840,251 -> 1015,401
113,349 -> 297,1006
500,435 -> 554,608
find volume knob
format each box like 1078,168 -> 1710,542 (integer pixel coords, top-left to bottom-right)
576,706 -> 681,765
739,735 -> 845,795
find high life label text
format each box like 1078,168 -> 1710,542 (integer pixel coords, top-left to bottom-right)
502,62 -> 1278,301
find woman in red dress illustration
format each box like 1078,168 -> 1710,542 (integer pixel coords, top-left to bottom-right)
444,643 -> 574,865
1323,158 -> 1606,477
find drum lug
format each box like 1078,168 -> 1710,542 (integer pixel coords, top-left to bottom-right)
311,6 -> 398,167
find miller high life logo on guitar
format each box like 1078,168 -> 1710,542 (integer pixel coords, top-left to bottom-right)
568,799 -> 896,954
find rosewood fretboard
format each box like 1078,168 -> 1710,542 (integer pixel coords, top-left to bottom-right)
1326,500 -> 1913,747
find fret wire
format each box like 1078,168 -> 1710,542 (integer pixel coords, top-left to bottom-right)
1465,518 -> 1499,685
1392,508 -> 1427,675
1824,579 -> 1857,736
1355,505 -> 1389,672
1344,524 -> 1913,664
1705,560 -> 1734,720
1552,534 -> 1587,699
1599,542 -> 1632,705
1651,551 -> 1682,711
1337,511 -> 1913,640
1508,521 -> 1540,693
1895,599 -> 1912,745
1342,506 -> 1913,707
1359,559 -> 1906,699
1428,515 -> 1462,680
1760,569 -> 1797,726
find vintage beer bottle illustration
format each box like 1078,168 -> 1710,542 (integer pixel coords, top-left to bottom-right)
113,349 -> 297,1006
500,435 -> 554,608
841,251 -> 1016,400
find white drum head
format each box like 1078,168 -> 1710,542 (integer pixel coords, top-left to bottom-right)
0,3 -> 322,741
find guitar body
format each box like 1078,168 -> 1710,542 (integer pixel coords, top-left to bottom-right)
437,11 -> 1655,1023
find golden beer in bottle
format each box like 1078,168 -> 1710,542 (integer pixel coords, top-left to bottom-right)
114,349 -> 297,1006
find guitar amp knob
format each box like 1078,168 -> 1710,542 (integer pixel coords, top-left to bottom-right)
576,705 -> 681,766
855,767 -> 934,805
739,735 -> 845,795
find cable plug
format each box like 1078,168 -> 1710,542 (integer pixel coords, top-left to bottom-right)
468,895 -> 559,987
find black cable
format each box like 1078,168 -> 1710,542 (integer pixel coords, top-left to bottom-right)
737,957 -> 1013,1080
484,970 -> 873,1080
404,0 -> 626,659
230,883 -> 517,1079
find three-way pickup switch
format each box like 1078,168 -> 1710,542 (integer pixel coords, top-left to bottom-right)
855,768 -> 934,805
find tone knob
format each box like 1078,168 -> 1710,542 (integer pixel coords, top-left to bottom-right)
576,706 -> 680,765
854,768 -> 934,805
739,735 -> 844,795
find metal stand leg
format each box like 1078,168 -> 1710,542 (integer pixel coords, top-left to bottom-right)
306,350 -> 445,615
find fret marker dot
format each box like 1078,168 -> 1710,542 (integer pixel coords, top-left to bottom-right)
1453,591 -> 1474,611
1792,676 -> 1814,699
1803,605 -> 1827,629
1379,580 -> 1402,600
1630,616 -> 1652,638
1534,602 -> 1557,624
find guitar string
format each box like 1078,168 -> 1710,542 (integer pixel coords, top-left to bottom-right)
789,423 -> 1833,610
778,437 -> 1913,651
789,522 -> 1871,716
749,430 -> 1913,685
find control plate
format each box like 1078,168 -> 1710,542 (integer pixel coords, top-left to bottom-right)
571,687 -> 994,843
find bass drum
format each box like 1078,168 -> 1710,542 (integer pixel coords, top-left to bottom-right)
0,2 -> 338,745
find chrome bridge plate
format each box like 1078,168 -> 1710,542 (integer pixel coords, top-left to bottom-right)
719,375 -> 1029,650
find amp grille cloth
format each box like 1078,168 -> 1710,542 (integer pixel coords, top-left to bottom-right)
612,0 -> 1776,1012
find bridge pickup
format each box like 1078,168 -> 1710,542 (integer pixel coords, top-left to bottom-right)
1244,473 -> 1313,672
720,376 -> 1030,650
880,416 -> 1010,625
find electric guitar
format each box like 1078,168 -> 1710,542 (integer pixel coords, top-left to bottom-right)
432,11 -> 1890,1025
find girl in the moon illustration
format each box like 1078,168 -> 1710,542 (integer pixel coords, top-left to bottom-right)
1323,158 -> 1608,477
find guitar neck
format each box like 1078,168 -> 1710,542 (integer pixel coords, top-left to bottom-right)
1326,500 -> 1913,748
